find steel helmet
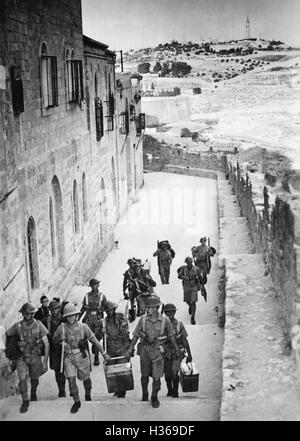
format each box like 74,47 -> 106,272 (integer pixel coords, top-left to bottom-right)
200,237 -> 207,243
163,303 -> 177,312
49,300 -> 61,311
19,303 -> 36,314
145,296 -> 161,308
62,303 -> 81,318
104,301 -> 118,313
89,278 -> 100,287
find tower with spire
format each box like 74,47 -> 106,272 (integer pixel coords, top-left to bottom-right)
246,15 -> 251,39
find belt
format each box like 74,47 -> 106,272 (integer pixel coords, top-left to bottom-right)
67,349 -> 81,354
89,311 -> 98,316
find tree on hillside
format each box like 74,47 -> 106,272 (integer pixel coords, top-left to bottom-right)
171,61 -> 192,77
137,62 -> 151,73
153,61 -> 162,73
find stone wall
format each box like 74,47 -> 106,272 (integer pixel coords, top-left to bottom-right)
143,135 -> 227,173
226,162 -> 300,342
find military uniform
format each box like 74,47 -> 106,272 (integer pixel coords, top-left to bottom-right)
6,304 -> 49,412
178,259 -> 203,324
80,287 -> 107,365
123,262 -> 138,321
134,269 -> 156,316
191,244 -> 210,277
41,300 -> 65,397
153,248 -> 173,284
125,296 -> 179,408
99,301 -> 131,398
53,303 -> 108,413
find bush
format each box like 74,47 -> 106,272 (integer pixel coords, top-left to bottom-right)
171,61 -> 192,77
181,128 -> 192,137
193,87 -> 201,94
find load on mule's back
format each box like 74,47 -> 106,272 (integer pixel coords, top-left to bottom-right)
153,240 -> 175,285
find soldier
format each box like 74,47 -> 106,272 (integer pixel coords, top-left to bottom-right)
53,303 -> 110,414
191,236 -> 216,278
163,303 -> 192,398
123,258 -> 138,322
99,301 -> 131,398
134,262 -> 157,316
177,257 -> 204,325
5,303 -> 49,413
41,300 -> 66,397
124,296 -> 181,409
153,241 -> 174,285
79,278 -> 107,366
33,295 -> 50,321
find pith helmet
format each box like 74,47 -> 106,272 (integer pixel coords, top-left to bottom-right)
62,303 -> 81,318
19,303 -> 36,314
49,300 -> 61,311
185,256 -> 193,263
104,301 -> 117,313
145,296 -> 161,308
164,303 -> 177,312
89,278 -> 100,287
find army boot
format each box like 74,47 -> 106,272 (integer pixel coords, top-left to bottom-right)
191,316 -> 196,325
20,400 -> 30,413
70,401 -> 81,413
141,376 -> 149,401
30,379 -> 39,401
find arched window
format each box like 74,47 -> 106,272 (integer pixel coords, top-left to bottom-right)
82,172 -> 88,223
49,197 -> 56,258
51,176 -> 65,266
41,42 -> 58,108
27,217 -> 39,289
73,179 -> 80,234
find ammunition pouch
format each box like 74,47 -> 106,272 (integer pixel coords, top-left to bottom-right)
78,339 -> 89,359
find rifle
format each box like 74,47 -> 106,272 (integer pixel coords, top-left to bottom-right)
193,262 -> 207,303
157,240 -> 161,275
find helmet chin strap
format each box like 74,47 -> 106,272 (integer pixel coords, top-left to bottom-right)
23,315 -> 34,322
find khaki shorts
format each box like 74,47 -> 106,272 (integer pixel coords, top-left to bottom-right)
16,355 -> 44,380
139,344 -> 164,378
64,352 -> 91,381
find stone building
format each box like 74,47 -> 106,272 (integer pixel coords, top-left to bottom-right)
0,0 -> 144,330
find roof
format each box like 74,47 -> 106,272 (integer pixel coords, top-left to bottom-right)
83,35 -> 109,50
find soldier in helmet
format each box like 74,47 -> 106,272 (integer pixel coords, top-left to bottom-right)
41,300 -> 66,397
98,301 -> 131,398
177,257 -> 204,325
6,303 -> 49,413
134,261 -> 157,317
124,296 -> 181,409
163,303 -> 192,398
79,278 -> 107,366
53,303 -> 110,414
123,258 -> 138,322
153,241 -> 175,284
191,236 -> 216,278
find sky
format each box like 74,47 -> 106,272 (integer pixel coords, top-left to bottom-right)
82,0 -> 300,51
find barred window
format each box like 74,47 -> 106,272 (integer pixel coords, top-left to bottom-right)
104,94 -> 114,131
41,54 -> 58,108
136,113 -> 145,136
95,97 -> 104,141
119,111 -> 129,135
66,60 -> 84,103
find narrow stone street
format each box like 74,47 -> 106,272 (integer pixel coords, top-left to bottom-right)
0,171 -> 223,421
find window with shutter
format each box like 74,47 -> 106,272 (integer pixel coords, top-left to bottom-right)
95,97 -> 104,141
41,55 -> 58,108
104,97 -> 114,131
119,111 -> 129,135
130,104 -> 136,121
66,60 -> 84,104
10,66 -> 24,115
